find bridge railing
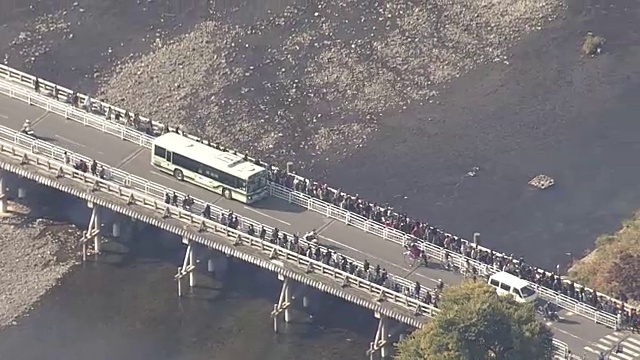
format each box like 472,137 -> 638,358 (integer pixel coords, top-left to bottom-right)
0,124 -> 438,312
0,65 -> 624,329
0,127 -> 440,327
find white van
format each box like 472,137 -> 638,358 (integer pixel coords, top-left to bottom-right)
488,271 -> 538,303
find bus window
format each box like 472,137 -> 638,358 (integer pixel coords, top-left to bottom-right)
173,153 -> 199,173
247,173 -> 267,193
154,145 -> 166,159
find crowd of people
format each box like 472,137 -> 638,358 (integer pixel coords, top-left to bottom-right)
33,77 -> 637,328
160,189 -> 442,311
269,169 -> 640,327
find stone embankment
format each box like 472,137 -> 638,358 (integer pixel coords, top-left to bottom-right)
0,202 -> 82,329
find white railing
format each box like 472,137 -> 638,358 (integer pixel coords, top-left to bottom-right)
0,124 -> 437,313
0,125 -> 575,357
553,339 -> 581,360
0,65 -> 622,329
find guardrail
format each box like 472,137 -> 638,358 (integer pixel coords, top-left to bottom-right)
0,124 -> 439,313
0,65 -> 624,329
0,125 -> 573,357
552,339 -> 580,360
0,127 -> 440,327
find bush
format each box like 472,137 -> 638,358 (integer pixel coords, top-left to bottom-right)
395,281 -> 554,360
582,32 -> 605,56
569,211 -> 640,303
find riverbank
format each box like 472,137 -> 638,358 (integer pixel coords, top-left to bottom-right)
0,201 -> 82,329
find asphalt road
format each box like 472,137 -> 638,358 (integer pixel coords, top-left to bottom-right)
0,94 -> 624,352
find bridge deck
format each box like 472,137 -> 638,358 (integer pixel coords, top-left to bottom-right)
0,94 -> 616,351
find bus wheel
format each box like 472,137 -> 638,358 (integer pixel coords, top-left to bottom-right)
222,188 -> 232,200
173,169 -> 184,181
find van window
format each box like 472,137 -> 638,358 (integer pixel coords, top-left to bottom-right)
520,285 -> 536,298
489,279 -> 500,287
499,283 -> 511,292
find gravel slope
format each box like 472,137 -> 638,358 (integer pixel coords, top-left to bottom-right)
94,0 -> 565,166
0,202 -> 82,329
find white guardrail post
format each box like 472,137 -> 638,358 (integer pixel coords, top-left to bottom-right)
0,65 -> 624,330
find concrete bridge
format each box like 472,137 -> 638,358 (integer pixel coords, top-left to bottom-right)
0,125 -> 438,358
2,65 -> 637,359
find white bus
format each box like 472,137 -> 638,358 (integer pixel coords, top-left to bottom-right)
151,132 -> 269,204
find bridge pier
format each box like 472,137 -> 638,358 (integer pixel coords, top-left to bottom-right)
206,252 -> 229,279
271,274 -> 292,333
0,174 -> 6,214
112,222 -> 121,238
175,238 -> 196,296
368,312 -> 390,360
81,202 -> 102,261
17,186 -> 26,199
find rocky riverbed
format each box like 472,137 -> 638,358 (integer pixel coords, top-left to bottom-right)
1,0 -> 565,167
0,201 -> 82,329
96,0 -> 565,166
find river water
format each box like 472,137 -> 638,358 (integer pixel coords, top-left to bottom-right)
0,192 -> 374,360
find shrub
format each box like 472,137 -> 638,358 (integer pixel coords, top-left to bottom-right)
569,211 -> 640,303
395,281 -> 554,360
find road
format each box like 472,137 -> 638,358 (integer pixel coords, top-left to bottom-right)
0,93 -> 625,353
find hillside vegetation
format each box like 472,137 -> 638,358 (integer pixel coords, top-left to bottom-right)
569,211 -> 640,303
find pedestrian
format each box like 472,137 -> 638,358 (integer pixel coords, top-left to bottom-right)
90,160 -> 98,176
71,92 -> 79,107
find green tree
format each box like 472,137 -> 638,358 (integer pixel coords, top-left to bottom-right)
395,281 -> 554,360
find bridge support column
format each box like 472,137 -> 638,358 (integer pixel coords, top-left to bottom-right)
367,312 -> 390,359
175,238 -> 196,297
206,252 -> 229,279
90,202 -> 102,253
112,222 -> 121,238
17,186 -> 26,199
81,202 -> 102,261
0,175 -> 6,214
271,274 -> 292,333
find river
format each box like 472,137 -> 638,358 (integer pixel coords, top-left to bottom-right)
0,194 -> 375,360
